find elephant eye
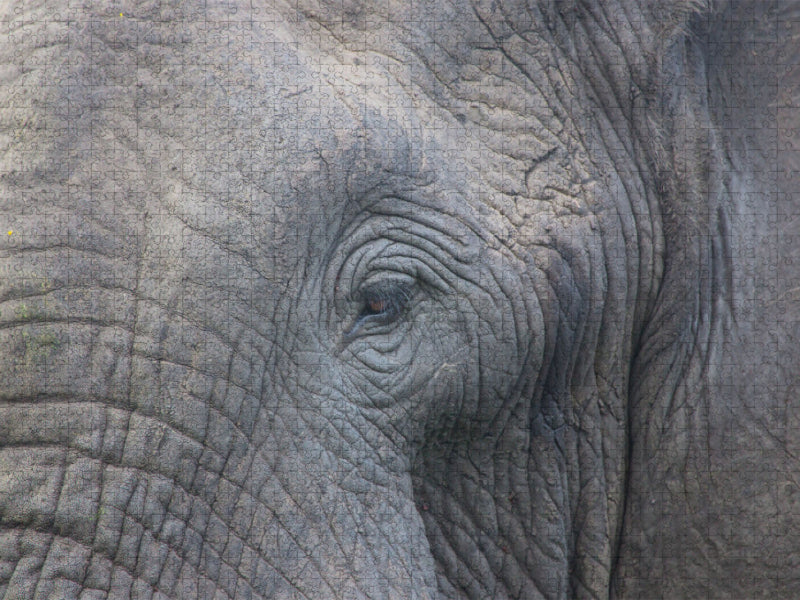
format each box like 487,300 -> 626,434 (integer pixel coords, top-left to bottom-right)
344,281 -> 412,339
359,285 -> 407,321
364,296 -> 392,316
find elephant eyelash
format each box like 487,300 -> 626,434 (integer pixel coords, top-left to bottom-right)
360,284 -> 410,319
344,281 -> 413,339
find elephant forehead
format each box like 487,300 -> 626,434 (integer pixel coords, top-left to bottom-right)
7,0 -> 597,309
122,7 -> 567,274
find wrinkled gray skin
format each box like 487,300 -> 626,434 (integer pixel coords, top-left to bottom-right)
1,0 -> 799,598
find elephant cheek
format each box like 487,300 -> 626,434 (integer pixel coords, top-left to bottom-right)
0,393 -> 441,598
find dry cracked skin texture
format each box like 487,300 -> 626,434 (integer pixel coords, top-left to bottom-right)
1,1 -> 800,598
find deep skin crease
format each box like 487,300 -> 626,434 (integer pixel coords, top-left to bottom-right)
1,0 -> 800,598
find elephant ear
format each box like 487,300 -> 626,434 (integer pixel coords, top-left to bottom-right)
617,1 -> 800,597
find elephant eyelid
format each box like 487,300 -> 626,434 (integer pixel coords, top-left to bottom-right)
361,283 -> 410,316
344,281 -> 413,339
359,282 -> 413,322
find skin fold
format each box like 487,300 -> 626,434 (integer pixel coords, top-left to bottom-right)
0,0 -> 798,598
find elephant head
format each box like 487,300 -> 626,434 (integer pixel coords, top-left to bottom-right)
1,0 -> 798,598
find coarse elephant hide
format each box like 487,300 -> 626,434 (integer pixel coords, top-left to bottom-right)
1,0 -> 799,599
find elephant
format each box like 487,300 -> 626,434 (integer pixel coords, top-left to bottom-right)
1,0 -> 799,597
